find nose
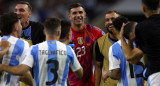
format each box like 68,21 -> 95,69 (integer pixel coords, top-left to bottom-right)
108,19 -> 112,24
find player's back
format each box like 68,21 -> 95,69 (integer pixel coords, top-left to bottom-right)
32,40 -> 76,86
110,40 -> 144,86
0,35 -> 29,86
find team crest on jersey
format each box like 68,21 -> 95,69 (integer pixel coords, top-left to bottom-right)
50,41 -> 54,44
77,37 -> 83,45
5,36 -> 7,38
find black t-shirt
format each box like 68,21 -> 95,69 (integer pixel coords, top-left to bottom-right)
135,14 -> 160,77
21,21 -> 45,45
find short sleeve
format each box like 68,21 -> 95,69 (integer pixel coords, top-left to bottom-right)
69,46 -> 82,72
19,40 -> 29,63
21,46 -> 34,68
109,46 -> 120,70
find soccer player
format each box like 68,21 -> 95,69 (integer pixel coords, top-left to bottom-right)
59,20 -> 72,45
59,20 -> 72,86
102,17 -> 144,86
68,3 -> 105,86
0,18 -> 83,86
0,13 -> 31,86
94,10 -> 119,86
120,0 -> 160,85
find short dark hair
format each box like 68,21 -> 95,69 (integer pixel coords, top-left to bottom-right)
68,3 -> 84,13
106,10 -> 120,16
0,12 -> 19,35
16,1 -> 32,11
112,16 -> 128,32
142,0 -> 159,11
60,20 -> 71,39
44,18 -> 61,35
123,22 -> 138,39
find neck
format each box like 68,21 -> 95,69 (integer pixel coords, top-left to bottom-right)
60,39 -> 69,45
108,33 -> 118,41
10,32 -> 18,38
116,34 -> 121,40
22,20 -> 29,29
71,23 -> 84,31
46,35 -> 59,41
145,10 -> 159,18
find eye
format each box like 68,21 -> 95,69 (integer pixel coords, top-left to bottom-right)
19,8 -> 25,12
79,11 -> 83,14
72,12 -> 77,15
111,18 -> 115,21
105,19 -> 109,22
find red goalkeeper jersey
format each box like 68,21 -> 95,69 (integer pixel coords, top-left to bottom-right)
69,24 -> 105,86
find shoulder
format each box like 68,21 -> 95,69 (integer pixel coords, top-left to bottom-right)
85,24 -> 105,35
97,33 -> 108,41
112,40 -> 121,50
136,19 -> 151,31
29,21 -> 44,29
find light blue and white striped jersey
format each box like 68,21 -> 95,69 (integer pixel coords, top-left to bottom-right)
109,40 -> 144,86
0,35 -> 29,86
22,40 -> 81,86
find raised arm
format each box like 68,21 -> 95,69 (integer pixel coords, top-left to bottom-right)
120,23 -> 144,62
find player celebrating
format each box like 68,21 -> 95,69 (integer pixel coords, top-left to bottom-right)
102,17 -> 144,86
0,18 -> 83,86
68,3 -> 105,86
0,12 -> 31,86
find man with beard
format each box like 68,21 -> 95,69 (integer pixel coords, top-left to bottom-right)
14,1 -> 45,46
68,3 -> 105,86
94,10 -> 120,86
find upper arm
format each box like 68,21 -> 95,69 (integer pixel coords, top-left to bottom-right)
21,47 -> 34,68
19,41 -> 30,63
74,67 -> 83,78
108,46 -> 120,71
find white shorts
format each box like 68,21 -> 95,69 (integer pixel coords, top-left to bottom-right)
147,72 -> 160,86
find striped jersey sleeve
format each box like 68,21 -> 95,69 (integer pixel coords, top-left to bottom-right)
22,40 -> 82,86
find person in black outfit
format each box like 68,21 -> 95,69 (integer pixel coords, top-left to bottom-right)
120,0 -> 160,85
14,1 -> 45,45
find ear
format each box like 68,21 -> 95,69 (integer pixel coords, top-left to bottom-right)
84,11 -> 86,19
68,13 -> 71,20
142,3 -> 146,12
28,11 -> 32,18
129,32 -> 135,42
57,30 -> 61,37
13,23 -> 18,31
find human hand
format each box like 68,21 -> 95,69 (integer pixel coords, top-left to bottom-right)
0,40 -> 10,58
102,71 -> 109,83
120,23 -> 127,39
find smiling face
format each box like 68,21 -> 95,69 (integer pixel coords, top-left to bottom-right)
14,4 -> 31,24
105,12 -> 119,33
68,7 -> 86,27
